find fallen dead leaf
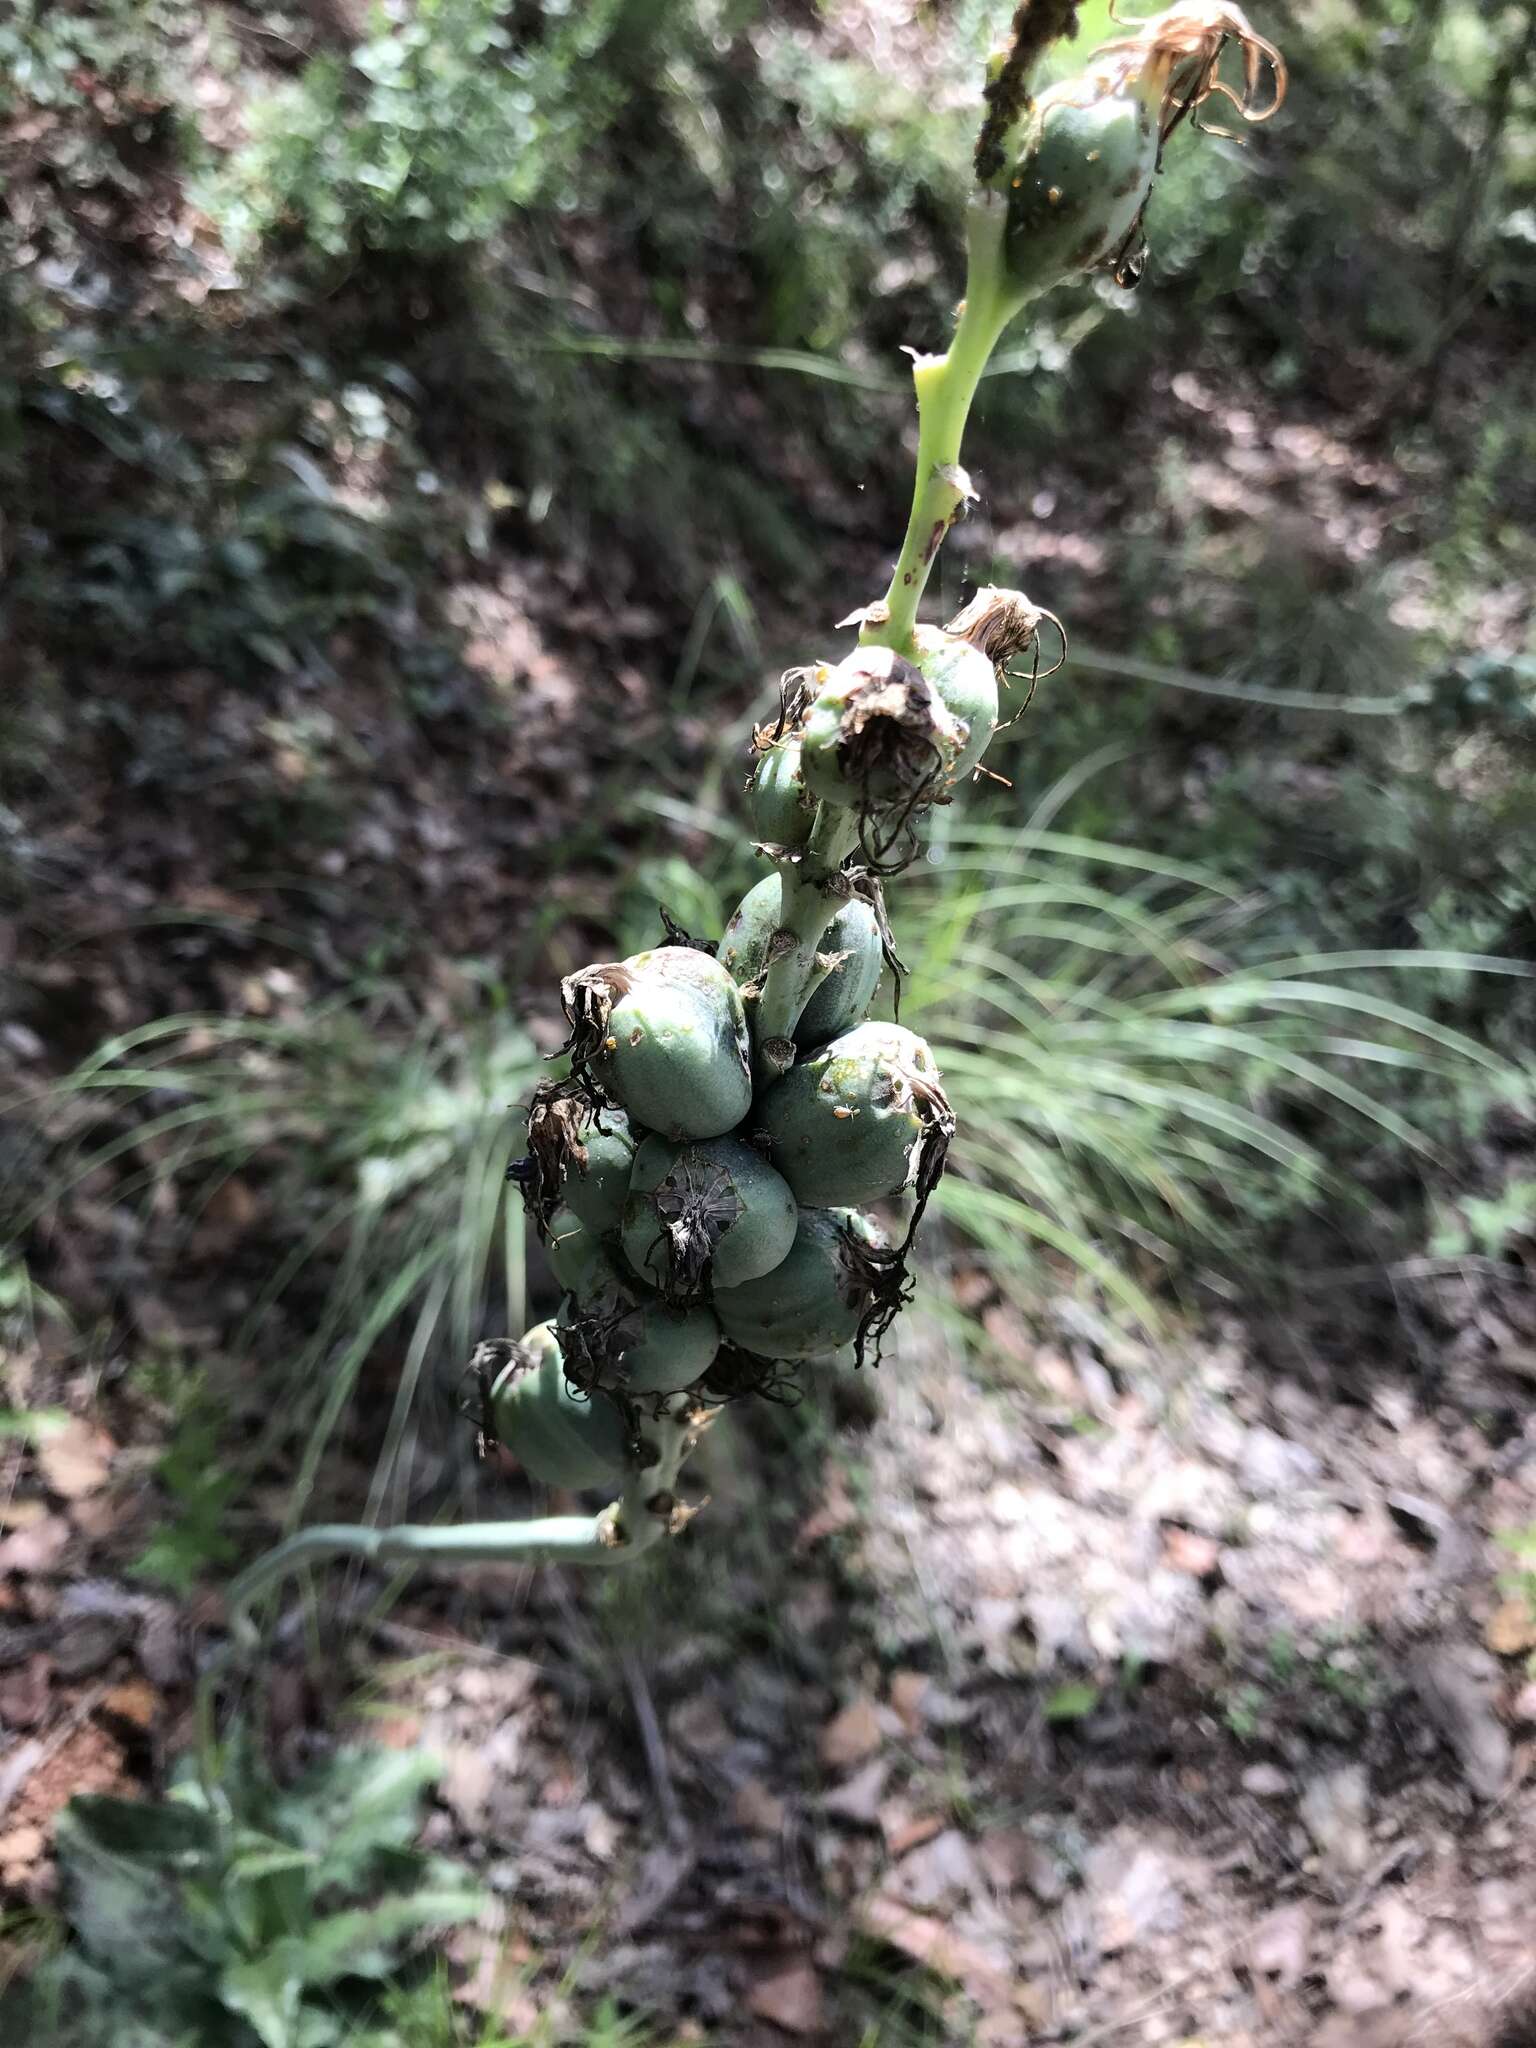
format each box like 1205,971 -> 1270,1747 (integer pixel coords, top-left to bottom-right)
1485,1598 -> 1536,1658
795,1467 -> 857,1549
36,1419 -> 115,1502
366,1711 -> 427,1748
582,1805 -> 619,1863
1250,1901 -> 1313,1989
100,1679 -> 158,1730
1161,1526 -> 1221,1577
977,1829 -> 1065,1903
539,1765 -> 579,1808
819,1694 -> 883,1769
1299,1765 -> 1373,1878
0,1499 -> 48,1532
6,1722 -> 131,1836
889,1669 -> 930,1733
881,1804 -> 945,1857
0,1513 -> 71,1575
0,1824 -> 44,1867
192,1174 -> 260,1251
441,1747 -> 495,1829
747,1958 -> 823,2036
734,1779 -> 787,1835
668,1693 -> 732,1756
887,1827 -> 984,1912
0,1655 -> 52,1731
1241,1761 -> 1291,1798
821,1755 -> 888,1825
856,1896 -> 1013,2009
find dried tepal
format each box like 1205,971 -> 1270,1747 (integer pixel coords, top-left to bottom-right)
227,3 -> 1287,1625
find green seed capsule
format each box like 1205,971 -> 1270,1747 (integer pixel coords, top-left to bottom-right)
759,1021 -> 952,1208
517,1084 -> 635,1234
560,1112 -> 635,1233
1001,80 -> 1159,297
489,1320 -> 629,1489
912,629 -> 999,782
621,1133 -> 798,1295
558,1292 -> 720,1396
988,9 -> 1286,299
714,1207 -> 883,1360
799,648 -> 966,813
720,874 -> 883,1049
749,738 -> 816,852
544,1205 -> 620,1300
564,948 -> 752,1142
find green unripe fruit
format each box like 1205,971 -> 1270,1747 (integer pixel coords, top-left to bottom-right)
912,628 -> 999,783
720,875 -> 883,1049
759,1021 -> 951,1208
799,648 -> 966,813
557,1292 -> 719,1397
489,1320 -> 629,1489
749,738 -> 815,852
714,1207 -> 883,1360
544,1205 -> 619,1300
559,1111 -> 635,1233
517,1086 -> 635,1234
621,1133 -> 798,1295
565,949 -> 752,1142
1002,85 -> 1159,296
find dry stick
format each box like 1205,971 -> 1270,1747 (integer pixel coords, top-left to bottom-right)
973,0 -> 1085,183
619,1646 -> 688,1846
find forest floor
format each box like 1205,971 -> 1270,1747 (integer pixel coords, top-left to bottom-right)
5,1223 -> 1536,2047
5,502 -> 1536,2044
6,6 -> 1536,2044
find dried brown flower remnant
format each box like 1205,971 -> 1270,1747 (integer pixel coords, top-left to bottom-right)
1096,3 -> 1286,140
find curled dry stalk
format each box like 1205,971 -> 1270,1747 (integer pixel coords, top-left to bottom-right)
214,0 -> 1286,1652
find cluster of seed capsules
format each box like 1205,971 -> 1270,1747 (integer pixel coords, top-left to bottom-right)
482,591 -> 1058,1491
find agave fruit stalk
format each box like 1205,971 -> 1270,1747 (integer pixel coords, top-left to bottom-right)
221,1379 -> 711,1652
863,1 -> 1285,660
216,3 -> 1285,1645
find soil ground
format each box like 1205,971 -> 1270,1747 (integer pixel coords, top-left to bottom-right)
5,6 -> 1536,2042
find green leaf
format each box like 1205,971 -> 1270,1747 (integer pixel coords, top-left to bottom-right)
277,1886 -> 485,1990
219,1948 -> 305,2048
273,1747 -> 442,1891
1043,1682 -> 1100,1723
60,1794 -> 218,1867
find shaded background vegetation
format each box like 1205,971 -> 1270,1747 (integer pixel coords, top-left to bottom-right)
2,0 -> 1536,2042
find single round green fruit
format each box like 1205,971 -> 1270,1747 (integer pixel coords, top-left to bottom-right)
912,628 -> 999,782
759,1021 -> 950,1208
557,1292 -> 719,1396
720,874 -> 883,1048
574,949 -> 752,1142
799,647 -> 965,813
1002,85 -> 1159,295
488,1320 -> 629,1489
621,1133 -> 798,1295
713,1207 -> 883,1360
543,1205 -> 618,1300
516,1085 -> 634,1233
750,738 -> 815,851
557,1109 -> 635,1233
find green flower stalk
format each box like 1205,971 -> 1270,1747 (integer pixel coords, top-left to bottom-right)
215,1 -> 1285,1649
864,1 -> 1286,658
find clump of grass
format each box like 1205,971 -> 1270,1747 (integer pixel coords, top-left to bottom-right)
8,982 -> 539,1526
900,807 -> 1525,1328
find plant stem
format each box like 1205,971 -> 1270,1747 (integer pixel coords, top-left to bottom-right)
219,1401 -> 702,1653
862,200 -> 1023,658
753,806 -> 860,1080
